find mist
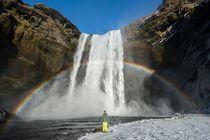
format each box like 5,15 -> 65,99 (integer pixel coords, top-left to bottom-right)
18,30 -> 179,120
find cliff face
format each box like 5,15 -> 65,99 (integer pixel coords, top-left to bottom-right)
0,0 -> 80,108
123,0 -> 210,113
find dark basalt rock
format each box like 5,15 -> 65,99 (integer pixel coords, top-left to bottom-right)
123,0 -> 210,113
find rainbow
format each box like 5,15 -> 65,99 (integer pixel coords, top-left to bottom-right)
125,61 -> 196,109
11,61 -> 197,116
12,79 -> 52,115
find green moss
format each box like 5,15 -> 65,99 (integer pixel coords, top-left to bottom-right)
152,45 -> 166,65
168,12 -> 178,22
0,14 -> 12,34
10,7 -> 17,15
30,36 -> 41,46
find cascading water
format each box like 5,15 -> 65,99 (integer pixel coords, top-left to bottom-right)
67,30 -> 134,116
68,34 -> 89,95
23,30 -> 139,119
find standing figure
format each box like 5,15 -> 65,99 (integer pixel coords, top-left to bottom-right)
102,110 -> 108,133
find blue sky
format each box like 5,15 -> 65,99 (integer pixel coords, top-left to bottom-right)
23,0 -> 161,34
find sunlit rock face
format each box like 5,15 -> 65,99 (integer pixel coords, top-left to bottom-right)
0,0 -> 80,109
122,0 -> 210,113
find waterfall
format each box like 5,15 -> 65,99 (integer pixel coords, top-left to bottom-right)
23,30 -> 150,119
68,30 -> 128,115
68,33 -> 89,95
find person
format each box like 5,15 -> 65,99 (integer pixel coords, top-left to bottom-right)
102,110 -> 108,133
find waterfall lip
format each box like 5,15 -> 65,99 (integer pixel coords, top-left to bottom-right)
88,29 -> 122,37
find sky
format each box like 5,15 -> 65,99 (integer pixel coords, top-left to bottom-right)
23,0 -> 162,34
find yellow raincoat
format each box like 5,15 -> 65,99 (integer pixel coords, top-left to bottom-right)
102,111 -> 108,133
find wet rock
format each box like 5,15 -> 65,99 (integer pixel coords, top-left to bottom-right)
173,112 -> 185,119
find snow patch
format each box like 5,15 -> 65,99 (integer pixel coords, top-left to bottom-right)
79,114 -> 210,140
